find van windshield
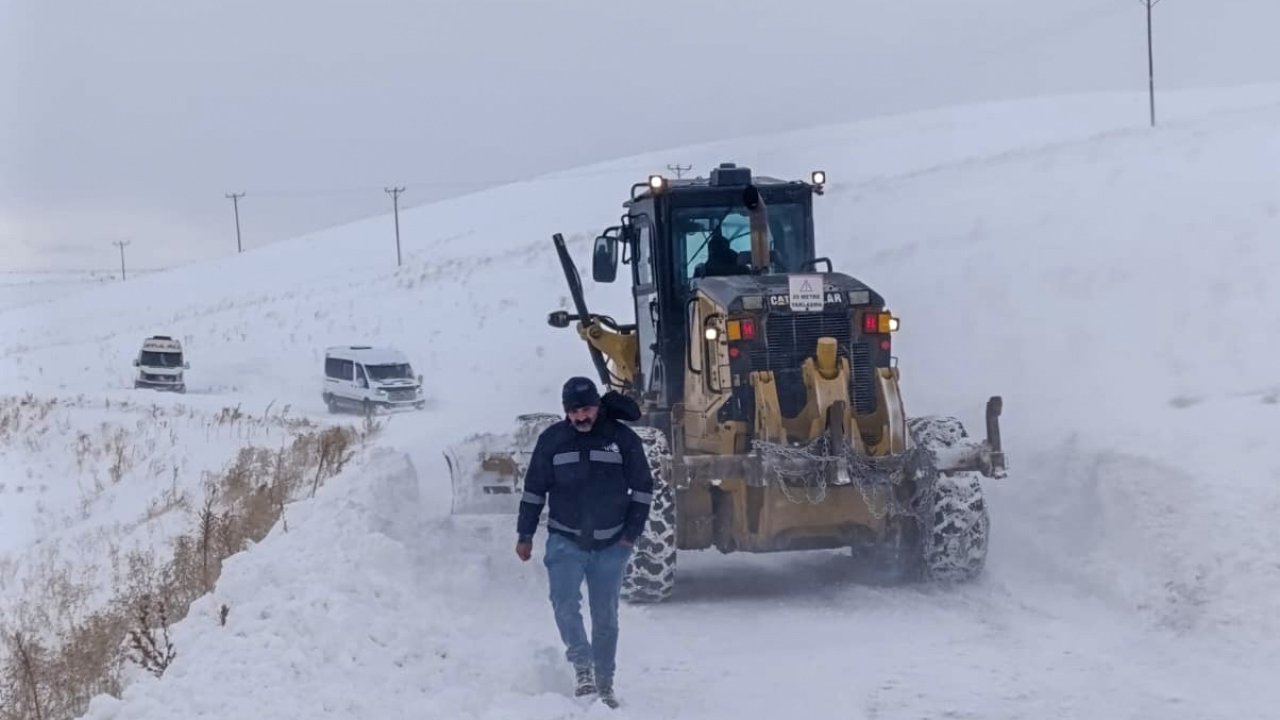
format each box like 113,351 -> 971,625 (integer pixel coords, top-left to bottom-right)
366,363 -> 414,381
140,351 -> 183,367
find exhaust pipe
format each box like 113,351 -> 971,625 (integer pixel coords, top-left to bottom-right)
744,185 -> 770,273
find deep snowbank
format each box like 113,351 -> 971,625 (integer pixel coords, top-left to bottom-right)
81,448 -> 427,720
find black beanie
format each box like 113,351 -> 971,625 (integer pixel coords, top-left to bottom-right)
562,376 -> 601,411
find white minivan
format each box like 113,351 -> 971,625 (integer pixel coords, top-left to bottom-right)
133,335 -> 189,393
322,345 -> 426,413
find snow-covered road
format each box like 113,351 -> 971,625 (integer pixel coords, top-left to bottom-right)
411,478 -> 1273,720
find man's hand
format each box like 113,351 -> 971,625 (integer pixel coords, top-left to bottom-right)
516,540 -> 533,561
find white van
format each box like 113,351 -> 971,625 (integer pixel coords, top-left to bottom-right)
133,335 -> 188,393
322,345 -> 425,413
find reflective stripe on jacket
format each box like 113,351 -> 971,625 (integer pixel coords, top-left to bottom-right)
516,415 -> 654,549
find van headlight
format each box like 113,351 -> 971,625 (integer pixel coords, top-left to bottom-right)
376,388 -> 388,395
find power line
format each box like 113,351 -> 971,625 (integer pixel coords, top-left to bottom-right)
1140,0 -> 1164,128
225,192 -> 245,252
240,179 -> 502,199
111,240 -> 131,281
666,163 -> 692,179
385,186 -> 405,267
232,167 -> 662,200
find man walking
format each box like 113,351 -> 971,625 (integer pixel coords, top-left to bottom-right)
516,377 -> 654,708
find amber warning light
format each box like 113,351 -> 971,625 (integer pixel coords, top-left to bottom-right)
862,312 -> 900,334
726,319 -> 756,341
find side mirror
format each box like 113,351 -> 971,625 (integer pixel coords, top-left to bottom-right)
547,310 -> 571,328
592,231 -> 619,283
133,358 -> 140,367
417,373 -> 423,384
183,362 -> 191,370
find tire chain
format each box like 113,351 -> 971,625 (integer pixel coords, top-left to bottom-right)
749,435 -> 939,529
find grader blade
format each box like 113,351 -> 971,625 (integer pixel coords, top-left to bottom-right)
445,412 -> 561,515
911,396 -> 1008,479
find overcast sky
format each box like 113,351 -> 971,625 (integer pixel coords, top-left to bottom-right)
3,0 -> 1278,272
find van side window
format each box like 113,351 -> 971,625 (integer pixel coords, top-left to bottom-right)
356,364 -> 367,385
325,357 -> 343,379
327,358 -> 354,380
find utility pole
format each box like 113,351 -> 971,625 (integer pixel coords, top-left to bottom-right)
112,240 -> 131,281
225,192 -> 245,253
1140,0 -> 1163,128
666,163 -> 692,179
385,186 -> 405,267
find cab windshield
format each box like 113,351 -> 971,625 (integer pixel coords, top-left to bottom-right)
140,351 -> 182,367
366,363 -> 414,381
674,203 -> 808,285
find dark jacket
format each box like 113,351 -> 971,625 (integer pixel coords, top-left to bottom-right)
517,393 -> 654,550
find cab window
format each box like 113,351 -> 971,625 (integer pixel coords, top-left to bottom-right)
674,203 -> 807,285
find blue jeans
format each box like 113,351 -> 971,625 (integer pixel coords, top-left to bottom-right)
543,532 -> 632,680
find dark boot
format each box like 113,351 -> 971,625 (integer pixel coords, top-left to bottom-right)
596,676 -> 619,709
573,665 -> 596,697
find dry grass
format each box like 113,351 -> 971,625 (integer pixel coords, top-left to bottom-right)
0,402 -> 381,720
125,595 -> 176,679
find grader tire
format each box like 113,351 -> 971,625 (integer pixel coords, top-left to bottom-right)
908,416 -> 990,583
621,426 -> 677,604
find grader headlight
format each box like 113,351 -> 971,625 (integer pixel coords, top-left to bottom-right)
810,170 -> 827,195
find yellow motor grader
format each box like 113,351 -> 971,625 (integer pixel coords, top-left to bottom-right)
446,163 -> 1007,602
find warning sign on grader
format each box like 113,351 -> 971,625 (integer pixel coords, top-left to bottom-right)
787,274 -> 825,312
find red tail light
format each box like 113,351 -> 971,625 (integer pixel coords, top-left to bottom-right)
862,310 -> 900,334
741,319 -> 756,340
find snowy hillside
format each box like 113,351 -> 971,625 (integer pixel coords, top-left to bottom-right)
0,271 -> 133,313
3,87 -> 1280,719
